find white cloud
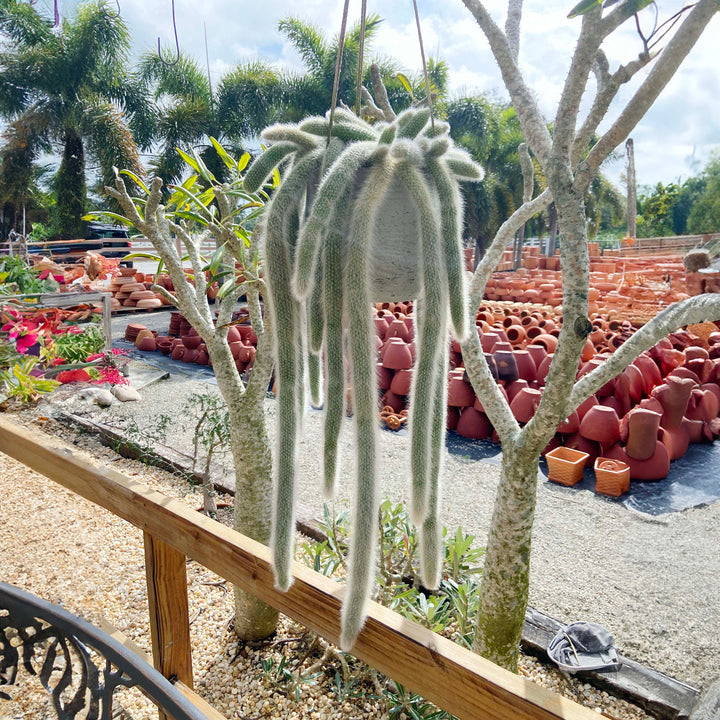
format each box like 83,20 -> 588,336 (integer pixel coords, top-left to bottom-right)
37,0 -> 720,187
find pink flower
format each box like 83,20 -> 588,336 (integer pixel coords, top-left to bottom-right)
38,269 -> 50,280
86,353 -> 105,362
94,367 -> 128,386
54,274 -> 65,283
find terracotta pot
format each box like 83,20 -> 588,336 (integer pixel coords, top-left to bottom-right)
651,376 -> 695,429
182,348 -> 199,363
455,407 -> 493,440
136,336 -> 157,352
195,349 -> 210,365
525,344 -> 547,370
594,458 -> 630,497
480,332 -> 502,354
509,387 -> 542,423
632,354 -> 663,395
237,344 -> 256,364
157,340 -> 173,355
382,338 -> 413,370
493,349 -> 519,384
604,441 -> 670,481
564,432 -> 601,463
447,406 -> 460,431
381,390 -> 405,414
535,354 -> 553,386
622,408 -> 662,461
390,368 -> 413,396
171,345 -> 186,361
473,383 -> 509,413
447,369 -> 475,407
182,335 -> 203,350
685,387 -> 720,422
531,334 -> 558,354
376,363 -> 394,390
385,318 -> 411,342
557,410 -> 580,434
226,326 -> 243,343
374,316 -> 390,338
513,350 -> 537,383
579,405 -> 621,447
505,379 -> 529,403
505,324 -> 526,347
545,446 -> 589,486
134,328 -> 155,347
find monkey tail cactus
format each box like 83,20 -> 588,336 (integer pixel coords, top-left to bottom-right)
246,107 -> 483,646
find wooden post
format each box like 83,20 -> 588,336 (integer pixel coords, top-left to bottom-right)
144,529 -> 193,720
102,292 -> 112,350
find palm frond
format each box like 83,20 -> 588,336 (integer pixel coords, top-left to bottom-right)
278,16 -> 328,76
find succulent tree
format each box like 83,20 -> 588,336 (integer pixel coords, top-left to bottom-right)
104,148 -> 279,640
457,0 -> 720,669
244,106 -> 484,649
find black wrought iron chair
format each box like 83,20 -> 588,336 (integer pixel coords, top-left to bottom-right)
0,582 -> 208,720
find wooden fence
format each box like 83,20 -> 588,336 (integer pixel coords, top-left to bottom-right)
0,416 -> 601,720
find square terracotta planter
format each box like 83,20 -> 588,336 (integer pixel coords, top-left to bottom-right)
545,446 -> 589,486
594,458 -> 631,497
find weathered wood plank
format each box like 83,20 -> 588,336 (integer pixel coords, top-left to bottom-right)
0,417 -> 600,720
144,532 -> 193,691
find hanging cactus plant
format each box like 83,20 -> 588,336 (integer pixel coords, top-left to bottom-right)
244,107 -> 484,649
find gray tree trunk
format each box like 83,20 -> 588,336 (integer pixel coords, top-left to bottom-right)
626,138 -> 637,239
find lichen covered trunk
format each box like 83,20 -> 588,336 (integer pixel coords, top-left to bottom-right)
473,447 -> 539,670
207,336 -> 278,639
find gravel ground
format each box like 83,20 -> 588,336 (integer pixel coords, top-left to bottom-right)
1,364 -> 717,718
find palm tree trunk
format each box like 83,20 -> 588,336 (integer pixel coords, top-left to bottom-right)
56,128 -> 87,239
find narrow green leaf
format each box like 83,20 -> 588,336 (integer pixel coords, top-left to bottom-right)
122,251 -> 163,261
210,137 -> 236,172
176,147 -> 201,174
192,149 -> 217,183
217,276 -> 238,299
119,169 -> 150,194
237,152 -> 251,172
171,210 -> 210,225
567,0 -> 601,18
168,185 -> 212,218
81,212 -> 134,227
396,72 -> 413,95
207,243 -> 226,276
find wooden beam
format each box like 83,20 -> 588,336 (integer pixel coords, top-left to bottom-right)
144,532 -> 193,692
0,417 -> 599,720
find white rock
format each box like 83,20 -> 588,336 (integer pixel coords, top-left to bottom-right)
112,385 -> 141,402
90,388 -> 114,407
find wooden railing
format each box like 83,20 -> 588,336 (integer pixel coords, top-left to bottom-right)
0,416 -> 600,720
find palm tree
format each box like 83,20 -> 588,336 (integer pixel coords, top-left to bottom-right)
447,96 -> 527,264
0,0 -> 146,238
138,52 -> 283,187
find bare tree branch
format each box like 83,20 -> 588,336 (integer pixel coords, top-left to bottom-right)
504,0 -> 523,61
575,0 -> 720,193
461,0 -> 553,165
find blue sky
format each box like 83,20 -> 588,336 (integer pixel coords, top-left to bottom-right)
48,0 -> 720,190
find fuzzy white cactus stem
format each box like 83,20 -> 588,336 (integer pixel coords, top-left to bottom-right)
419,334 -> 449,590
340,156 -> 394,651
397,160 -> 447,525
265,148 -> 326,591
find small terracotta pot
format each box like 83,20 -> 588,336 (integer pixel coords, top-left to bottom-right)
651,376 -> 695,429
137,336 -> 157,352
622,408 -> 662,461
545,446 -> 589,486
376,363 -> 394,391
447,369 -> 475,407
390,368 -> 413,396
509,387 -> 542,423
594,457 -> 630,496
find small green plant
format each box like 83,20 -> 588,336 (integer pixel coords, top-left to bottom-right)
0,256 -> 58,295
0,357 -> 60,404
296,500 -> 480,719
46,323 -> 105,364
256,655 -> 322,702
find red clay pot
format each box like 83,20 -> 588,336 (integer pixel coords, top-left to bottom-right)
447,406 -> 460,431
579,405 -> 621,447
509,387 -> 542,423
622,408 -> 662,461
376,363 -> 394,391
455,407 -> 493,440
557,410 -> 580,434
182,335 -> 202,350
493,349 -> 519,384
564,432 -> 601,463
390,368 -> 413,396
632,354 -> 663,395
447,369 -> 475,407
651,376 -> 695,429
605,441 -> 670,481
382,338 -> 413,370
381,390 -> 405,414
513,350 -> 537,383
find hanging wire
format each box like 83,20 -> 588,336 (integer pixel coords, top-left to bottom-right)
354,0 -> 368,117
412,0 -> 435,132
157,0 -> 180,67
327,0 -> 351,143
